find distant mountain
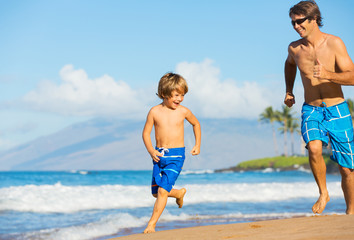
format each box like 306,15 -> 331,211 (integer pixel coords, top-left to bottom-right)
0,118 -> 298,170
0,118 -> 146,170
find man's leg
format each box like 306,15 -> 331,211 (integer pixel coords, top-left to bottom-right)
144,187 -> 186,233
338,166 -> 354,214
308,140 -> 330,214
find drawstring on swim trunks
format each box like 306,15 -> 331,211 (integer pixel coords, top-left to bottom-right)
157,147 -> 169,156
320,102 -> 334,121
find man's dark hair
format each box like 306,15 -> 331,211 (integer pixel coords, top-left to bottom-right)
289,1 -> 323,27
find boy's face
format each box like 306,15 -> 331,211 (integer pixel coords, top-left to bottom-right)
163,90 -> 184,110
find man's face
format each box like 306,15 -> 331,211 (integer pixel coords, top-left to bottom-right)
290,14 -> 314,38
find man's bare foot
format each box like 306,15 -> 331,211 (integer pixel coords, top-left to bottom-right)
176,188 -> 186,208
143,224 -> 156,234
312,193 -> 330,214
347,210 -> 354,215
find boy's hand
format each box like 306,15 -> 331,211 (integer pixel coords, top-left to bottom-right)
150,150 -> 163,162
190,146 -> 200,155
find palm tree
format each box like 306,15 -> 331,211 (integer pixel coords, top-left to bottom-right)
276,106 -> 295,157
287,118 -> 300,156
288,118 -> 301,156
259,106 -> 279,156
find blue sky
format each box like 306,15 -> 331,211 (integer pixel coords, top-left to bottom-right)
1,0 -> 354,152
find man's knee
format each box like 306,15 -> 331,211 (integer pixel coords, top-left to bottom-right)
308,140 -> 323,158
339,165 -> 354,178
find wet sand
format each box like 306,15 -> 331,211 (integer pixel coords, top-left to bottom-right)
112,214 -> 354,240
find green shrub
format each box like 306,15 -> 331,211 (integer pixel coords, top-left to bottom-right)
236,155 -> 332,170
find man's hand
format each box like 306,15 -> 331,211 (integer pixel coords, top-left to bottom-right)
313,59 -> 328,79
284,92 -> 295,107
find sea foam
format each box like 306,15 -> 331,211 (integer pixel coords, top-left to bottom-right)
0,181 -> 342,213
23,213 -> 147,240
22,211 -> 340,240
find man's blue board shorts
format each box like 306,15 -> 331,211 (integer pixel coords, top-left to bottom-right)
151,147 -> 185,194
301,101 -> 354,169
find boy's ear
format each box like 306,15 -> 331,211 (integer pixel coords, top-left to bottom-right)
156,93 -> 165,99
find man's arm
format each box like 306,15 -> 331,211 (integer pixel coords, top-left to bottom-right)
284,46 -> 297,107
314,36 -> 354,85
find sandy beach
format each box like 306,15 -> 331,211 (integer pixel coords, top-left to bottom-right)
113,215 -> 354,240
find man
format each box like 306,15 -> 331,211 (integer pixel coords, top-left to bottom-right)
284,1 -> 354,214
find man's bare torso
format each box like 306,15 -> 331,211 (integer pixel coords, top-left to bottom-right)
289,33 -> 344,107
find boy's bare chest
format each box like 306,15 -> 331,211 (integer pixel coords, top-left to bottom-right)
155,114 -> 185,129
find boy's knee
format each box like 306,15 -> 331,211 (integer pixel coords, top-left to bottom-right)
158,187 -> 169,196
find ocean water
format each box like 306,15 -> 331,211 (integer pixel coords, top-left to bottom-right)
0,169 -> 345,240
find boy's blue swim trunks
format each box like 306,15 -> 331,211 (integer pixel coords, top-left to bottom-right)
301,101 -> 354,169
151,147 -> 185,194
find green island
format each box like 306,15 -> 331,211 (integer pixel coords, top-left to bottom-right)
216,155 -> 339,174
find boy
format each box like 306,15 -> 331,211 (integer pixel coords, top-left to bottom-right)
142,72 -> 201,233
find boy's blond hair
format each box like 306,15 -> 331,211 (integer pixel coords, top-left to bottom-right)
157,73 -> 188,99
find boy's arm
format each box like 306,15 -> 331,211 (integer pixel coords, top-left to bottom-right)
142,110 -> 162,162
185,109 -> 201,155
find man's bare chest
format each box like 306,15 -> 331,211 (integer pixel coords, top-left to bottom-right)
294,46 -> 335,72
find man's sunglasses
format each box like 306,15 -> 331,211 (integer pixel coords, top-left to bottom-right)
291,17 -> 309,26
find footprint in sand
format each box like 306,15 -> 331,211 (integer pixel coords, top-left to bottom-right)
250,224 -> 262,229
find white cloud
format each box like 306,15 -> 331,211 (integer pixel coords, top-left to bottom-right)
23,65 -> 149,118
21,60 -> 285,120
176,59 -> 273,118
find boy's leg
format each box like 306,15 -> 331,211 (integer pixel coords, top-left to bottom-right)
144,187 -> 169,233
307,140 -> 330,214
338,166 -> 354,214
144,187 -> 187,233
170,188 -> 187,208
152,188 -> 186,202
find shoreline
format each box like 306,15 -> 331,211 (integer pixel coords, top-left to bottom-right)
111,214 -> 354,240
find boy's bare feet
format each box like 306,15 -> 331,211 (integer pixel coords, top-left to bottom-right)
143,224 -> 156,234
176,188 -> 186,208
312,193 -> 330,214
